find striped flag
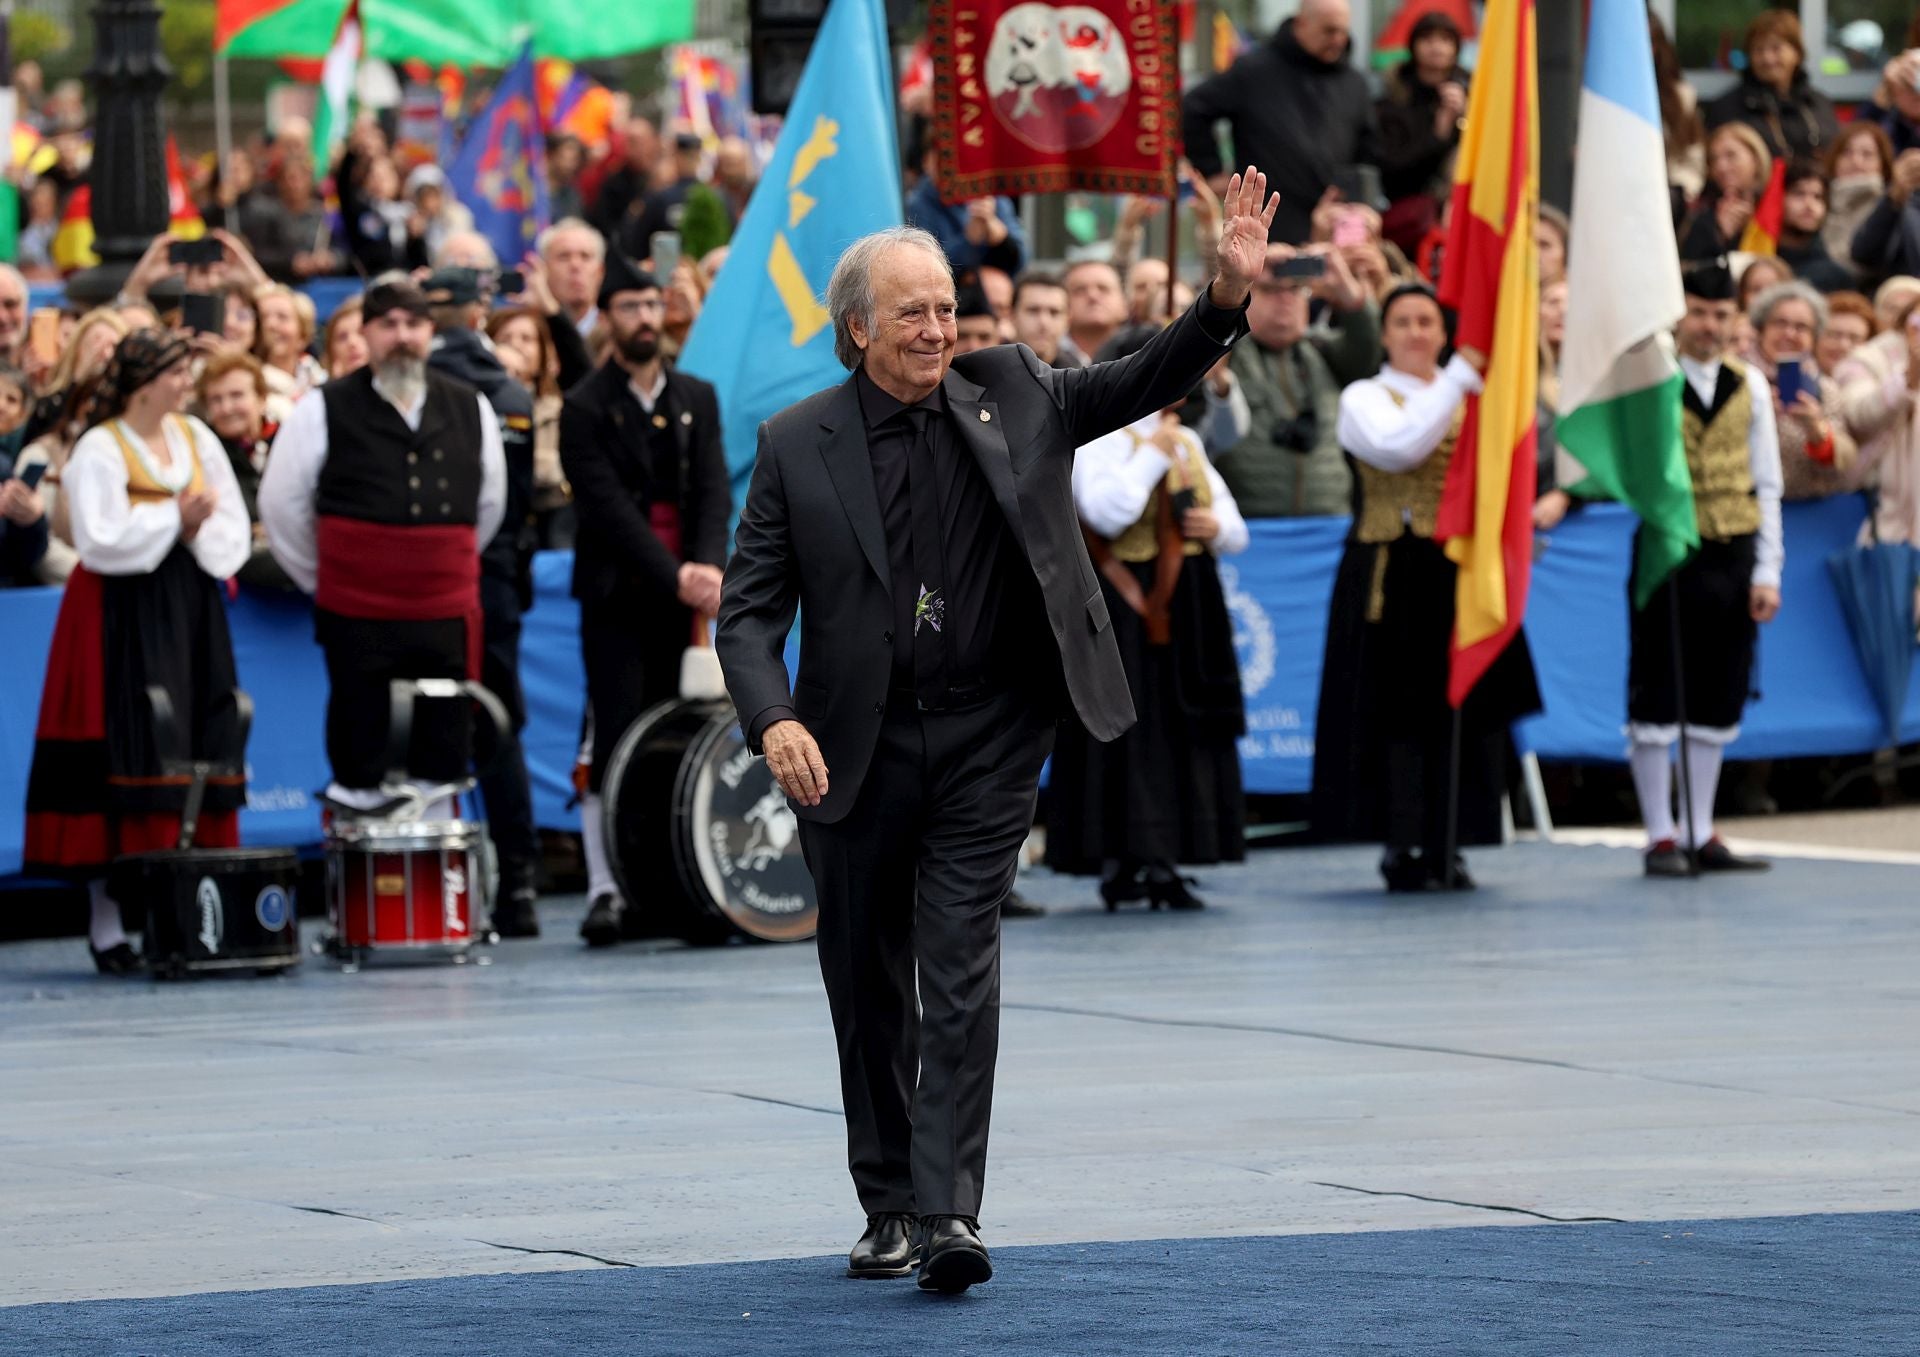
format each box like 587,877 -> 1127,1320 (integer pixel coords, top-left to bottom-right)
311,0 -> 361,170
1555,0 -> 1698,609
1434,0 -> 1538,707
1739,157 -> 1786,256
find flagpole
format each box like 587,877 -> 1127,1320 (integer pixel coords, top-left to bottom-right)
214,55 -> 233,224
1667,574 -> 1700,877
1443,705 -> 1462,886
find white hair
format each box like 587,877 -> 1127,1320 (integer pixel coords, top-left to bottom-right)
537,217 -> 606,263
826,227 -> 949,370
432,231 -> 498,271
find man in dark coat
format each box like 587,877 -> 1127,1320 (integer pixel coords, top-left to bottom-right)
716,170 -> 1278,1294
1182,0 -> 1375,243
425,267 -> 543,938
560,253 -> 731,946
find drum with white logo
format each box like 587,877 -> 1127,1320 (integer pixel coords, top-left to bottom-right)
111,847 -> 303,979
324,819 -> 487,964
603,699 -> 816,945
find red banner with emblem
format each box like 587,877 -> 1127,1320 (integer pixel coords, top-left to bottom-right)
928,0 -> 1180,203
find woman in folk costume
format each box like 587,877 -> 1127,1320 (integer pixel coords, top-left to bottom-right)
22,330 -> 252,974
1046,329 -> 1250,912
1309,283 -> 1541,892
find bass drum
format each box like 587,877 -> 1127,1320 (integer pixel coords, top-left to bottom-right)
603,699 -> 817,945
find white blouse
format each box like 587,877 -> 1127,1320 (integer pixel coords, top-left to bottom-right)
1072,411 -> 1250,555
1336,355 -> 1484,473
64,415 -> 251,580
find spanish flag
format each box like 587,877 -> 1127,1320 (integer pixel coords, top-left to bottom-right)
1434,0 -> 1538,707
1738,158 -> 1786,256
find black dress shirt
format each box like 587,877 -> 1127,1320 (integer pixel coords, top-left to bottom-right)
855,369 -> 1017,697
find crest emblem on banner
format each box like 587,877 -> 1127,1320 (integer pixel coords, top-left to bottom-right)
985,4 -> 1132,152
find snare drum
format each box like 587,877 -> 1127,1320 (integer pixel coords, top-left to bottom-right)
325,819 -> 488,961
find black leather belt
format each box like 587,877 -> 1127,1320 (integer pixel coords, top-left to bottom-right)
889,677 -> 1003,713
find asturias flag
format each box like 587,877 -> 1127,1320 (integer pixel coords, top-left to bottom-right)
1435,0 -> 1538,708
1555,0 -> 1697,608
677,0 -> 902,511
447,41 -> 550,271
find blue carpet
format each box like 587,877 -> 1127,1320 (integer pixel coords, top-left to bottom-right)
11,1211 -> 1915,1355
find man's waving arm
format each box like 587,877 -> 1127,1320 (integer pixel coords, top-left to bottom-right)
1054,168 -> 1279,447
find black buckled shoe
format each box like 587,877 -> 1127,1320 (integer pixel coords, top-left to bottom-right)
847,1212 -> 920,1279
89,942 -> 142,976
579,893 -> 623,947
1643,839 -> 1690,878
1100,866 -> 1147,912
494,889 -> 541,938
1146,869 -> 1206,911
1696,837 -> 1770,872
917,1215 -> 992,1294
1380,849 -> 1433,893
1430,853 -> 1475,891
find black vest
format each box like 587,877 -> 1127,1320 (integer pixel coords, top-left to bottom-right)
318,367 -> 485,527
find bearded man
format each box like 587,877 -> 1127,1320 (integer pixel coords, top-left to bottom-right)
558,252 -> 732,946
259,274 -> 507,816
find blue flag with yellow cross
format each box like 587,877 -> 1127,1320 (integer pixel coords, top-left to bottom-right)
678,0 -> 902,515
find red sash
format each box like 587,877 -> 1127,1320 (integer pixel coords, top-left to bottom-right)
314,516 -> 483,678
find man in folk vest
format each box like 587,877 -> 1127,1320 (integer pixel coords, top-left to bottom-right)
1627,260 -> 1783,877
260,274 -> 507,817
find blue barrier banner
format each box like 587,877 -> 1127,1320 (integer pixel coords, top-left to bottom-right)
4,498 -> 1918,875
28,278 -> 363,325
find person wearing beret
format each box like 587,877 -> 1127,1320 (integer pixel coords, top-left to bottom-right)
258,273 -> 507,824
559,252 -> 731,947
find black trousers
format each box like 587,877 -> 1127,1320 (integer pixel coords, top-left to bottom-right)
797,690 -> 1054,1220
580,595 -> 689,793
476,577 -> 537,870
315,609 -> 470,790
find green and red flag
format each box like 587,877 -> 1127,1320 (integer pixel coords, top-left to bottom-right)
1434,0 -> 1538,707
216,0 -> 696,65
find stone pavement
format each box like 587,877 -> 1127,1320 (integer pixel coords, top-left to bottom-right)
3,839 -> 1916,1308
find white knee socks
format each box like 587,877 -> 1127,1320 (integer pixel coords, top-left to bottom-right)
1683,739 -> 1723,849
1629,742 -> 1676,847
88,880 -> 127,951
580,793 -> 617,904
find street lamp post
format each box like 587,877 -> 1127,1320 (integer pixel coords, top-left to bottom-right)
68,0 -> 172,308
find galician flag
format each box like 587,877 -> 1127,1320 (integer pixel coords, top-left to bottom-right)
312,0 -> 361,170
1555,0 -> 1698,609
1434,0 -> 1538,707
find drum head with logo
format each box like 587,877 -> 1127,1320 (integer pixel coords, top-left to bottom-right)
604,700 -> 816,945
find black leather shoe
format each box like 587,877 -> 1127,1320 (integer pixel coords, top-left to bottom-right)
1146,869 -> 1205,911
1100,867 -> 1147,912
1381,849 -> 1434,893
495,889 -> 541,938
1643,839 -> 1690,878
917,1215 -> 992,1293
1000,890 -> 1046,919
1696,837 -> 1770,872
847,1212 -> 920,1279
579,893 -> 623,947
90,942 -> 142,976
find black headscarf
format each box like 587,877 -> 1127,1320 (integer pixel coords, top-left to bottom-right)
88,329 -> 191,428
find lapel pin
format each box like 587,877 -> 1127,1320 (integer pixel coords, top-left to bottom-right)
979,409 -> 991,423
652,414 -> 669,428
680,411 -> 693,425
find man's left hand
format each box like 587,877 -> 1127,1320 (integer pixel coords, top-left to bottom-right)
1210,165 -> 1282,309
1751,583 -> 1781,623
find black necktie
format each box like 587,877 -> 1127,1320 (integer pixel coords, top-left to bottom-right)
903,408 -> 948,693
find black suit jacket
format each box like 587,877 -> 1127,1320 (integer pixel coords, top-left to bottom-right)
560,361 -> 732,604
716,290 -> 1247,824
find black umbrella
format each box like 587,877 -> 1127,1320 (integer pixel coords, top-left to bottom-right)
1827,535 -> 1920,743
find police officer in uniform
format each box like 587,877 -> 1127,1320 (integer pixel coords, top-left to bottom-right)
424,267 -> 543,936
560,253 -> 731,945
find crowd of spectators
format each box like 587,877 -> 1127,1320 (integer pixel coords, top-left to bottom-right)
2,4 -> 1919,618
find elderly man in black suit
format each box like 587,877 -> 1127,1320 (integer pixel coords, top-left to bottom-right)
561,251 -> 731,946
717,169 -> 1278,1294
